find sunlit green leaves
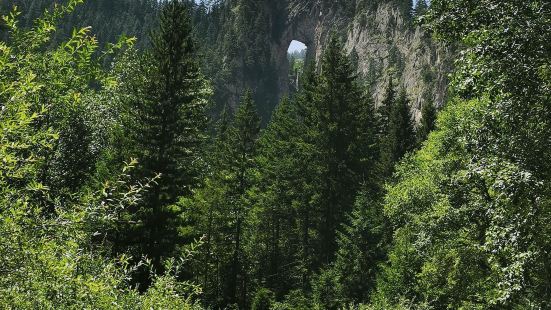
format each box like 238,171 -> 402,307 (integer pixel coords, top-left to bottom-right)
376,1 -> 551,307
0,2 -> 202,308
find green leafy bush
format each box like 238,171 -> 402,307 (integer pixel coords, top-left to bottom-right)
0,2 -> 202,308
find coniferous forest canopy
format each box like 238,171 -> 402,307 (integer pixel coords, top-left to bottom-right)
0,0 -> 550,309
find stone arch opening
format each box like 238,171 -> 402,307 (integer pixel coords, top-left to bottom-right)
287,40 -> 307,56
287,40 -> 308,92
273,8 -> 318,100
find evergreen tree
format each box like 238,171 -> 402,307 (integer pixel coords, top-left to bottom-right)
414,0 -> 429,17
416,101 -> 437,144
378,79 -> 395,139
0,3 -> 203,307
246,94 -> 317,298
395,0 -> 414,20
226,89 -> 261,307
283,61 -> 322,290
246,37 -> 380,304
177,106 -> 234,306
117,0 -> 209,286
314,35 -> 378,264
318,191 -> 388,306
182,90 -> 260,308
1,0 -> 159,49
378,88 -> 415,178
5,0 -> 551,309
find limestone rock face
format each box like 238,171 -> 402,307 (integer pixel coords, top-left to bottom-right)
343,4 -> 452,120
272,1 -> 452,121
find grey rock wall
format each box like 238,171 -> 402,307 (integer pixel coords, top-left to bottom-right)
274,1 -> 453,121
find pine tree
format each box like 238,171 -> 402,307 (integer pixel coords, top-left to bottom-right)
118,0 -> 209,286
323,191 -> 388,305
226,89 -> 261,307
2,0 -> 159,48
215,104 -> 233,152
378,79 -> 395,139
246,94 -> 317,298
414,0 -> 429,17
416,101 -> 437,144
378,88 -> 415,178
183,90 -> 260,308
288,60 -> 322,289
314,35 -> 379,265
177,106 -> 234,307
395,0 -> 414,20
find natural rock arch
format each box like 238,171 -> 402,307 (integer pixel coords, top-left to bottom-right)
269,2 -> 319,96
225,0 -> 451,121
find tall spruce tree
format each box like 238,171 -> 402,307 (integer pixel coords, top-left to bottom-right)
378,88 -> 415,178
245,42 -> 381,302
182,90 -> 260,308
285,61 -> 322,290
414,0 -> 429,17
227,89 -> 261,307
117,0 -> 209,286
246,95 -> 317,299
316,189 -> 389,307
416,101 -> 437,144
178,104 -> 235,307
314,35 -> 379,265
378,80 -> 395,140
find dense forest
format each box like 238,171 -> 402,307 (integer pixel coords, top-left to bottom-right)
1,0 -> 550,309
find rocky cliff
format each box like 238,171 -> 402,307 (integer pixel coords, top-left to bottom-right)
349,4 -> 451,119
271,0 -> 452,121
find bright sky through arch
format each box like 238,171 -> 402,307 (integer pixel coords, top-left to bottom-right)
288,40 -> 307,53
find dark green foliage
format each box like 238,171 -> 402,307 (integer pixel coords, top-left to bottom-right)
224,90 -> 262,306
416,101 -> 437,144
192,0 -> 285,121
113,0 -> 209,286
373,0 -> 551,308
314,35 -> 379,264
378,87 -> 416,178
245,36 -> 381,305
312,268 -> 341,310
377,80 -> 395,136
0,0 -> 159,48
0,2 -> 201,307
327,193 -> 388,305
251,288 -> 275,310
181,89 -> 261,308
413,0 -> 428,17
246,94 -> 318,298
396,0 -> 414,21
4,0 -> 551,309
